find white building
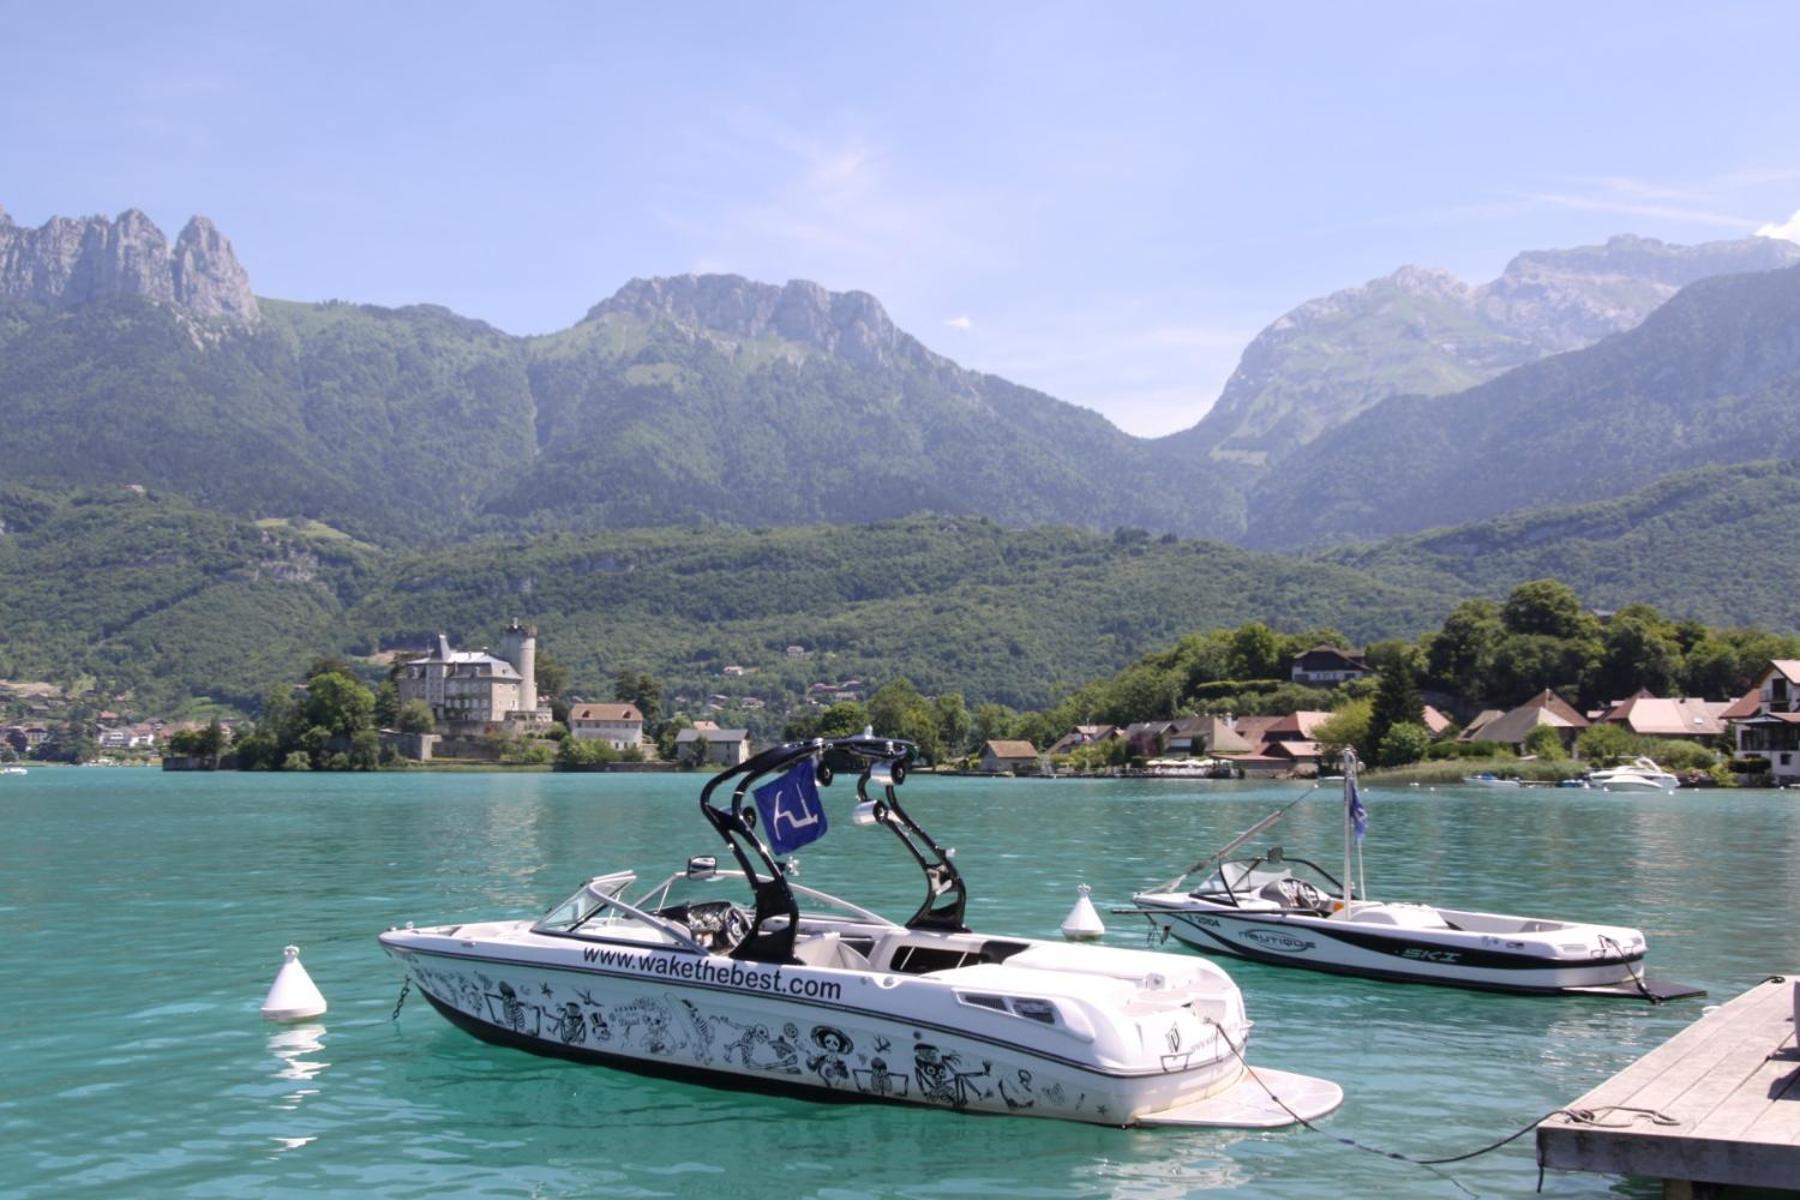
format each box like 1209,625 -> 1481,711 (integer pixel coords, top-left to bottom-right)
675,724 -> 750,765
568,703 -> 645,751
1731,660 -> 1800,785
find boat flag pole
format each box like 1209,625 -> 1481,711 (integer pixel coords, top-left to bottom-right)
1340,749 -> 1356,916
1340,748 -> 1370,917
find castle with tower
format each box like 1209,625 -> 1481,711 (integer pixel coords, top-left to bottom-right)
395,619 -> 552,735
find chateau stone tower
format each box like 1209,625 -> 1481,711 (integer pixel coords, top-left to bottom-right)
498,620 -> 539,715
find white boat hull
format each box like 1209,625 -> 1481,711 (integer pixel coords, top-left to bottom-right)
382,927 -> 1339,1127
1135,899 -> 1650,995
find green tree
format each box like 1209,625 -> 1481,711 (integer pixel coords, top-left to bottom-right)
537,652 -> 572,721
1575,723 -> 1637,764
1488,633 -> 1598,706
235,730 -> 279,770
305,672 -> 376,738
869,678 -> 941,761
397,699 -> 436,734
349,728 -> 382,770
933,692 -> 972,759
1592,605 -> 1683,702
972,703 -> 1015,747
374,679 -> 400,728
658,715 -> 694,760
282,750 -> 312,771
1228,622 -> 1286,681
1376,721 -> 1431,767
816,701 -> 869,739
1501,579 -> 1596,640
1521,725 -> 1567,760
1313,697 -> 1372,759
614,670 -> 664,728
1366,663 -> 1423,765
1426,598 -> 1503,701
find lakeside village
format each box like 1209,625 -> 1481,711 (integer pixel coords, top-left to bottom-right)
9,581 -> 1800,786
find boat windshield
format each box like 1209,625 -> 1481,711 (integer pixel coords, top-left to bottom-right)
532,872 -> 700,949
1196,861 -> 1293,897
634,869 -> 897,928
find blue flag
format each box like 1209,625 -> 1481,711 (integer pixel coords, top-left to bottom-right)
753,761 -> 828,855
1347,775 -> 1368,842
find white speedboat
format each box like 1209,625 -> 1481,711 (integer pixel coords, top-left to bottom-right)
0,765 -> 26,776
380,733 -> 1341,1127
1128,753 -> 1700,1000
1462,771 -> 1520,787
1585,757 -> 1681,792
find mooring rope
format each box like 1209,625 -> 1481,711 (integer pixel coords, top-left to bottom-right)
1200,1016 -> 1677,1194
1598,933 -> 1660,1005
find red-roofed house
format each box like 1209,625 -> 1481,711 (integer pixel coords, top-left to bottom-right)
980,740 -> 1041,774
1595,690 -> 1730,743
568,703 -> 645,750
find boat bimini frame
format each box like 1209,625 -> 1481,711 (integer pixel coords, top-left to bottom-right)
698,731 -> 967,966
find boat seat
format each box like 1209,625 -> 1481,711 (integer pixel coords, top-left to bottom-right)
791,931 -> 871,971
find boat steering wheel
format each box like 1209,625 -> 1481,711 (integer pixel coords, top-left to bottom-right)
719,905 -> 752,950
1280,879 -> 1327,911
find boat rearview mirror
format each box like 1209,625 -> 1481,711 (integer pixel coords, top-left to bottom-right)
686,855 -> 718,880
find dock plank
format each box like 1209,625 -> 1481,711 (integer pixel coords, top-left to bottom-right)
1538,975 -> 1800,1192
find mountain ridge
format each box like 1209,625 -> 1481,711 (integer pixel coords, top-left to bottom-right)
1164,232 -> 1800,467
1249,262 -> 1800,547
0,206 -> 258,323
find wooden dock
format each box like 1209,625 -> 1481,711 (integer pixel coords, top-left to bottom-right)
1537,974 -> 1800,1197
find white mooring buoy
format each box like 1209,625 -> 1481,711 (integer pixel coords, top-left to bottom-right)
1060,883 -> 1106,942
261,945 -> 328,1022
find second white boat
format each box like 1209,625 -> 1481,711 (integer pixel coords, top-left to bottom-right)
1128,753 -> 1701,1000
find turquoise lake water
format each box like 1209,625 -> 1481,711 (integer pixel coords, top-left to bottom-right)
4,768 -> 1798,1199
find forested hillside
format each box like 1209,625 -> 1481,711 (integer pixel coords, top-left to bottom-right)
0,488 -> 1442,714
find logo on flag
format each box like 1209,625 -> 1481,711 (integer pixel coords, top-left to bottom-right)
1347,776 -> 1368,842
753,761 -> 829,855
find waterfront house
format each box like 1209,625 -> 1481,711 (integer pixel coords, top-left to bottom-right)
1211,711 -> 1332,776
1466,690 -> 1589,753
1456,709 -> 1505,743
1290,646 -> 1371,686
1166,715 -> 1253,757
1594,689 -> 1730,744
1730,661 -> 1800,784
1046,724 -> 1119,756
568,703 -> 645,750
979,740 -> 1040,774
1121,720 -> 1180,757
675,725 -> 751,765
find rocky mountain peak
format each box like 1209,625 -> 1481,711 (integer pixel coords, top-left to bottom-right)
585,273 -> 911,369
0,206 -> 258,324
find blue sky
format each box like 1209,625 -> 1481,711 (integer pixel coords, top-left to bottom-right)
6,3 -> 1800,435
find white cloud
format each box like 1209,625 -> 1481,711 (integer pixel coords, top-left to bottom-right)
943,315 -> 973,330
650,107 -> 1005,303
1755,207 -> 1800,244
1528,191 -> 1756,231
